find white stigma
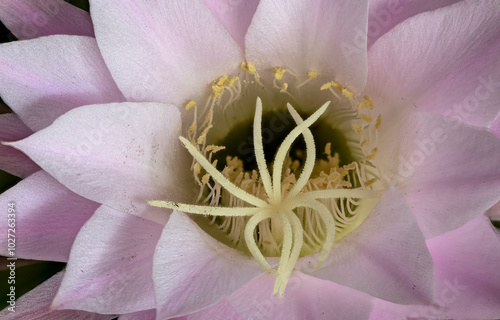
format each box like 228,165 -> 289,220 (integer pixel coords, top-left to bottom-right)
149,97 -> 382,297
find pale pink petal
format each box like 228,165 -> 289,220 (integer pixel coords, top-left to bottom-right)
0,0 -> 94,40
119,310 -> 156,320
367,0 -> 462,47
378,111 -> 500,239
0,171 -> 98,262
426,215 -> 500,319
367,1 -> 500,128
0,113 -> 39,177
154,211 -> 262,319
245,0 -> 369,92
202,0 -> 259,47
52,205 -> 163,314
491,113 -> 500,138
89,0 -> 243,104
0,271 -> 113,320
187,272 -> 373,320
487,201 -> 500,219
0,35 -> 125,131
301,187 -> 434,305
9,102 -> 191,224
368,308 -> 406,320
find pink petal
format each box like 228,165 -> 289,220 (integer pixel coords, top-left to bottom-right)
202,0 -> 259,47
0,171 -> 98,262
0,113 -> 39,177
367,0 -> 462,48
379,111 -> 500,239
488,201 -> 500,219
154,211 -> 262,319
119,310 -> 156,320
0,0 -> 94,40
426,215 -> 500,319
89,0 -> 243,104
0,35 -> 125,131
491,113 -> 500,138
301,187 -> 434,305
52,205 -> 163,314
368,308 -> 406,320
187,272 -> 373,320
245,0 -> 369,92
367,1 -> 500,128
0,271 -> 113,320
10,102 -> 191,225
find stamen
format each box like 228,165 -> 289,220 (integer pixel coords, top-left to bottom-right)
178,136 -> 267,207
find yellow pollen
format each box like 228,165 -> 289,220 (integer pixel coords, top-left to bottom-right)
188,122 -> 196,136
228,76 -> 239,87
193,162 -> 201,176
375,114 -> 382,129
281,83 -> 289,92
217,75 -> 229,86
307,71 -> 318,79
341,88 -> 354,98
364,95 -> 374,109
359,114 -> 373,123
197,125 -> 213,145
365,147 -> 378,161
202,173 -> 211,184
273,68 -> 286,80
352,124 -> 364,135
205,145 -> 226,153
185,100 -> 197,110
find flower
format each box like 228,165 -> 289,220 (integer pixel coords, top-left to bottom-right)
1,0 -> 500,319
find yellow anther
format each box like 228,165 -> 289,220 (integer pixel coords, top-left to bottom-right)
188,122 -> 196,135
341,88 -> 354,98
364,178 -> 378,187
359,114 -> 373,123
217,75 -> 229,87
365,148 -> 378,161
364,95 -> 374,109
201,173 -> 211,184
307,71 -> 318,79
185,100 -> 197,110
241,61 -> 257,74
211,84 -> 225,98
228,76 -> 239,87
375,115 -> 382,129
281,83 -> 288,92
204,108 -> 213,125
206,145 -> 226,153
324,142 -> 332,156
197,125 -> 213,145
320,82 -> 332,91
352,124 -> 364,135
193,162 -> 201,176
360,140 -> 369,147
331,81 -> 343,91
273,68 -> 286,80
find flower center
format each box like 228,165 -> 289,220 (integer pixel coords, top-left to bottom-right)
149,63 -> 383,296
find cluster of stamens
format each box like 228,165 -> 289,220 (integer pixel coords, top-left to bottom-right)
149,63 -> 383,296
